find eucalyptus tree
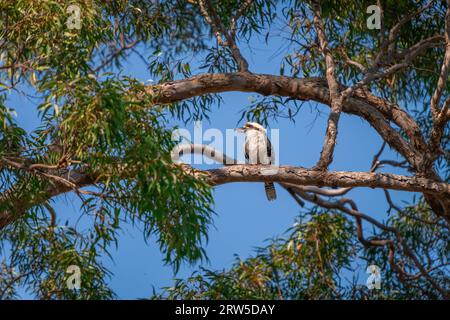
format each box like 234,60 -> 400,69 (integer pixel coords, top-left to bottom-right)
0,0 -> 448,299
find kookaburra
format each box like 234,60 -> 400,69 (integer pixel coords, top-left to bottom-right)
237,122 -> 276,201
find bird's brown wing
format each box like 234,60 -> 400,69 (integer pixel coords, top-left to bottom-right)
266,136 -> 272,164
244,139 -> 250,162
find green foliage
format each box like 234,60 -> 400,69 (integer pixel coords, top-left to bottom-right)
153,212 -> 359,299
364,201 -> 450,299
282,0 -> 448,104
0,0 -> 216,298
153,206 -> 449,300
0,0 -> 448,300
4,211 -> 115,299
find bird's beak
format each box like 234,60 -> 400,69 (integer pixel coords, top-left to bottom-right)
236,127 -> 245,133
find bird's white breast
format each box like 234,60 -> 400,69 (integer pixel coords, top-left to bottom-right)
245,129 -> 272,165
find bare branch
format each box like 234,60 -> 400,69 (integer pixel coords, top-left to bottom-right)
427,3 -> 450,167
171,143 -> 238,165
354,90 -> 428,153
94,38 -> 139,72
383,189 -> 448,230
342,35 -> 445,99
196,0 -> 226,45
288,184 -> 448,296
197,0 -> 250,72
1,160 -> 449,232
144,70 -> 450,215
205,165 -> 449,194
310,0 -> 343,170
283,186 -> 305,207
375,0 -> 436,68
230,0 -> 254,37
286,184 -> 351,197
146,73 -> 423,169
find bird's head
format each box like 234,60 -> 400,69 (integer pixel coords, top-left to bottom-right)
236,122 -> 266,133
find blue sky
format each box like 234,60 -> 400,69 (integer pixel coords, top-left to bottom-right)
6,18 -> 415,299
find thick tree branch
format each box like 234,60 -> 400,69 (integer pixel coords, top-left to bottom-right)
311,0 -> 343,170
4,66 -> 447,231
430,4 -> 450,120
146,72 -> 423,168
1,161 -> 449,231
146,72 -> 449,216
307,0 -> 440,172
205,165 -> 449,194
0,168 -> 95,231
427,2 -> 450,168
170,144 -> 446,194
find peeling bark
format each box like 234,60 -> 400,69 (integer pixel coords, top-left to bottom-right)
1,164 -> 448,231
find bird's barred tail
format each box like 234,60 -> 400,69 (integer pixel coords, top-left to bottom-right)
264,182 -> 277,201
